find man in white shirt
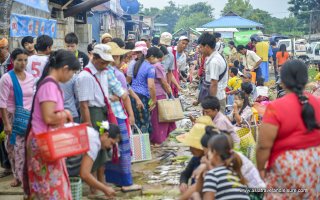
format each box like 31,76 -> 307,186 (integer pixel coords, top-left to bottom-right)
173,36 -> 189,81
214,32 -> 224,55
159,32 -> 182,97
26,35 -> 53,83
198,32 -> 228,112
237,45 -> 262,79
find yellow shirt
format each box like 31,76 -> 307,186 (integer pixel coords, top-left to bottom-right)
256,41 -> 269,62
228,76 -> 242,91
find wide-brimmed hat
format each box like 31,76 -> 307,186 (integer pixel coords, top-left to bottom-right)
92,44 -> 114,62
179,36 -> 189,42
132,41 -> 148,55
160,32 -> 172,46
101,33 -> 112,41
107,42 -> 131,56
176,116 -> 215,150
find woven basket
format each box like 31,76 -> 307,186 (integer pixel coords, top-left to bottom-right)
70,177 -> 82,200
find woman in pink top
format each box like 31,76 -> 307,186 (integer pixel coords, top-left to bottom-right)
23,50 -> 80,199
150,46 -> 176,145
0,48 -> 34,187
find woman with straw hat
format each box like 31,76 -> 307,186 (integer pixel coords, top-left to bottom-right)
104,42 -> 142,192
176,116 -> 215,193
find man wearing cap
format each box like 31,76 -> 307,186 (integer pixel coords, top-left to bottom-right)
101,33 -> 113,44
172,36 -> 189,83
0,38 -> 13,78
159,32 -> 181,97
141,35 -> 151,48
76,44 -> 129,186
127,34 -> 136,44
241,72 -> 257,100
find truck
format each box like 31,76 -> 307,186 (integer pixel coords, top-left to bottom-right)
277,39 -> 310,64
307,42 -> 320,65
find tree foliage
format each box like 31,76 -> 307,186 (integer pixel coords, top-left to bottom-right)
174,12 -> 212,32
222,0 -> 253,17
288,0 -> 320,33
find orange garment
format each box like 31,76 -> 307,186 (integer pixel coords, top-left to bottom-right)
276,52 -> 289,66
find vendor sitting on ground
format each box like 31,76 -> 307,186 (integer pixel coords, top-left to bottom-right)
80,121 -> 121,198
177,116 -> 215,194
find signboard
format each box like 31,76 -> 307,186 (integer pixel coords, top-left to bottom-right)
10,13 -> 57,38
14,0 -> 49,12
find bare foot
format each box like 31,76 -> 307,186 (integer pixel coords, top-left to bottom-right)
121,184 -> 142,192
10,179 -> 21,187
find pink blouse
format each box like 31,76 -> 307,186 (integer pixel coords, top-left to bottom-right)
31,77 -> 64,135
0,71 -> 34,113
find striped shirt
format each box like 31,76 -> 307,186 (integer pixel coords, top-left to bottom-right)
203,166 -> 249,200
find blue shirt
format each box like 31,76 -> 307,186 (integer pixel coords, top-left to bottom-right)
60,75 -> 79,118
131,61 -> 155,98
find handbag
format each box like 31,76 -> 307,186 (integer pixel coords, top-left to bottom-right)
130,124 -> 152,163
236,119 -> 256,164
9,71 -> 31,145
157,98 -> 184,122
83,68 -> 117,124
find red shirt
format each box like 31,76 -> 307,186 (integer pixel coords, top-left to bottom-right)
263,93 -> 320,169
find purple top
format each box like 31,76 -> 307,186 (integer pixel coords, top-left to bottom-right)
113,66 -> 128,90
131,61 -> 155,98
154,62 -> 167,96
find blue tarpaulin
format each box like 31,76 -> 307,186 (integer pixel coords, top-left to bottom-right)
10,13 -> 57,38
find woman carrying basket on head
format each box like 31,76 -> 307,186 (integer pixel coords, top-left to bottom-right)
23,50 -> 80,199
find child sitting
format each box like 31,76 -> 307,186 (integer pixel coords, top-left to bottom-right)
255,77 -> 269,102
177,116 -> 215,193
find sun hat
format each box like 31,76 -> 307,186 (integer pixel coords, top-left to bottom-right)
141,35 -> 150,41
101,33 -> 112,41
132,41 -> 148,55
176,116 -> 215,150
160,32 -> 172,46
107,42 -> 131,56
179,36 -> 189,42
0,38 -> 8,48
92,44 -> 114,62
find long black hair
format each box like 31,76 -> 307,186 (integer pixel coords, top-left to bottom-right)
133,47 -> 163,78
238,82 -> 252,115
208,134 -> 246,184
281,60 -> 320,132
279,44 -> 287,57
37,49 -> 80,88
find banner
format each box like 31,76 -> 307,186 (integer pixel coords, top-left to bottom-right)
14,0 -> 49,12
10,13 -> 57,38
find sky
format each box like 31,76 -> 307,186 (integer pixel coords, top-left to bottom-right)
138,0 -> 290,18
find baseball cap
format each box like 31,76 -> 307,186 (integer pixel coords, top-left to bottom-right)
101,33 -> 112,41
127,34 -> 136,40
179,36 -> 189,42
92,44 -> 114,62
160,32 -> 172,46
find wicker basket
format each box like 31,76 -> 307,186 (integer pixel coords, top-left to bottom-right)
70,177 -> 82,200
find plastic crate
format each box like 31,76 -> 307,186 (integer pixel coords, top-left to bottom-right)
35,123 -> 89,161
70,177 -> 82,200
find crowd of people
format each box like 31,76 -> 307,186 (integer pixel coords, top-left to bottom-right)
0,28 -> 319,200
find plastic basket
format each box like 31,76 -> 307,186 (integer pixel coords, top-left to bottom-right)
35,123 -> 89,162
70,177 -> 82,200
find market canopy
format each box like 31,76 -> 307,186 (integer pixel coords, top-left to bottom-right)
202,12 -> 263,29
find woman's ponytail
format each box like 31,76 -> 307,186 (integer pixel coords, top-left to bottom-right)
225,152 -> 247,185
